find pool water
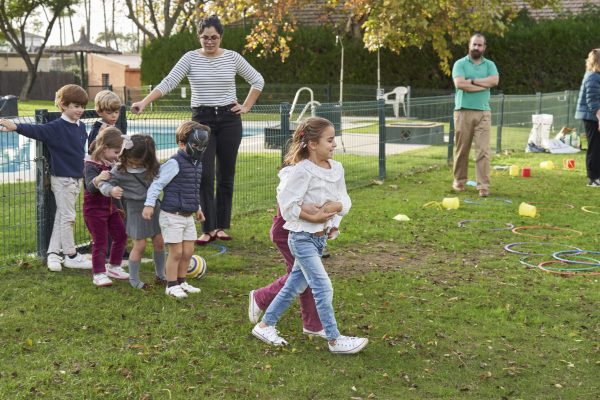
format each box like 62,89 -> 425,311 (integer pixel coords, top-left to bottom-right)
127,121 -> 265,150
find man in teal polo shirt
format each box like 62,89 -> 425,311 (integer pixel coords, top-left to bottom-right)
451,33 -> 499,197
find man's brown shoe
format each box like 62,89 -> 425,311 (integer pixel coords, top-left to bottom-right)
452,183 -> 465,192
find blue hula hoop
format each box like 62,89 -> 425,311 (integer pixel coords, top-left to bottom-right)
201,243 -> 227,257
552,250 -> 600,266
504,242 -> 582,256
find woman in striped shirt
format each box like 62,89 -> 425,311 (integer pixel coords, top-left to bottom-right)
131,15 -> 264,244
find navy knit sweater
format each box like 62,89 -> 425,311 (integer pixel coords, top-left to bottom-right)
16,117 -> 87,178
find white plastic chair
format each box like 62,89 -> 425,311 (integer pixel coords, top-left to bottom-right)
382,86 -> 408,118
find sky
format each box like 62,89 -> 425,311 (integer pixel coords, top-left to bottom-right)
43,0 -> 137,46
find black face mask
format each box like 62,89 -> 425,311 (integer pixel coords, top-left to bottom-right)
185,129 -> 209,160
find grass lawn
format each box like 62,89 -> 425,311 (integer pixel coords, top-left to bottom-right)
17,100 -> 57,117
1,150 -> 599,398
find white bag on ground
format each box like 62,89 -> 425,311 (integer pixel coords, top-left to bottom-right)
546,138 -> 580,154
525,114 -> 553,152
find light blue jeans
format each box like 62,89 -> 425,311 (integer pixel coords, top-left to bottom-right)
262,231 -> 340,340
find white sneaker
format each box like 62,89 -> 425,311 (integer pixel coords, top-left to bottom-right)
165,285 -> 188,298
303,328 -> 328,339
63,253 -> 92,269
328,335 -> 369,354
248,290 -> 263,324
180,281 -> 201,293
587,179 -> 600,187
252,323 -> 288,346
106,265 -> 129,280
47,253 -> 62,272
93,273 -> 113,287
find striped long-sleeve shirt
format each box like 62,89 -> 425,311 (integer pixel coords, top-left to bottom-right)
154,49 -> 265,107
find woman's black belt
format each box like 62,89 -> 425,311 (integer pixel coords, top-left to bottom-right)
193,104 -> 236,112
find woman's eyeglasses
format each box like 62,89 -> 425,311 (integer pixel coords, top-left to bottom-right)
200,35 -> 220,42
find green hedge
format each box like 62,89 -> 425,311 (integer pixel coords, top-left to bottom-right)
141,8 -> 600,94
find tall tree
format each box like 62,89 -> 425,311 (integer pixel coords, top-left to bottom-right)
211,0 -> 561,72
0,0 -> 78,100
102,0 -> 109,47
123,0 -> 200,40
111,0 -> 118,50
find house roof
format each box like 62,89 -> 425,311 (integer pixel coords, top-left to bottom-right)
228,0 -> 347,27
46,28 -> 120,54
513,0 -> 600,19
232,0 -> 600,28
91,53 -> 141,69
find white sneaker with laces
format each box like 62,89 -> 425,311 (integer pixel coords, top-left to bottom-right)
47,253 -> 62,272
165,284 -> 188,298
248,290 -> 263,324
252,323 -> 288,346
180,281 -> 201,293
106,265 -> 129,280
93,273 -> 113,287
328,335 -> 369,354
303,328 -> 328,339
63,253 -> 92,269
587,179 -> 600,187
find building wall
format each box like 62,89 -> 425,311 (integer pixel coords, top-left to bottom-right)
0,53 -> 53,72
87,53 -> 141,89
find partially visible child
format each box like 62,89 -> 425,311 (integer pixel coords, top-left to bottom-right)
99,134 -> 166,289
248,205 -> 325,338
143,121 -> 210,298
83,127 -> 129,286
88,90 -> 121,154
0,84 -> 92,271
251,117 -> 368,354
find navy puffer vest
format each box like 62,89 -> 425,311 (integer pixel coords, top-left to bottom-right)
161,151 -> 202,213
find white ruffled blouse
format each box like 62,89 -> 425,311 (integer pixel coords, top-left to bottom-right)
277,159 -> 351,234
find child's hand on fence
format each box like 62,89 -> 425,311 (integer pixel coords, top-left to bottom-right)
130,102 -> 145,114
110,186 -> 124,199
142,206 -> 154,220
196,210 -> 205,222
0,119 -> 17,132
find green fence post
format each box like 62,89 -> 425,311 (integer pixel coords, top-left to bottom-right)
116,104 -> 128,134
280,102 -> 290,164
565,90 -> 572,128
496,93 -> 505,154
378,98 -> 386,180
406,86 -> 411,118
447,105 -> 455,165
35,109 -> 54,258
536,92 -> 542,114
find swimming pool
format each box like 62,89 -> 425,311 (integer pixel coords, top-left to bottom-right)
127,121 -> 267,150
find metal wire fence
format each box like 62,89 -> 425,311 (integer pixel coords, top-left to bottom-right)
0,91 -> 579,263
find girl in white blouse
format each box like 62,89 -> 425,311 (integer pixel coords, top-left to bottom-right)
251,117 -> 368,354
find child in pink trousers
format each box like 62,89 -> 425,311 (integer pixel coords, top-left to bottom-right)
248,208 -> 324,337
83,127 -> 129,286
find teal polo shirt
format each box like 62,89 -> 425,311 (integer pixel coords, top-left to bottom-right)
452,55 -> 498,111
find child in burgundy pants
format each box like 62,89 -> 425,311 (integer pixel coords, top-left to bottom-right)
248,209 -> 324,336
